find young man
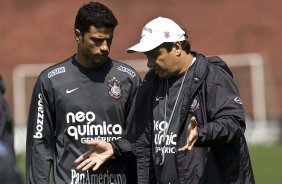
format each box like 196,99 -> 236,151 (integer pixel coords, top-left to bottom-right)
75,17 -> 255,183
25,2 -> 140,184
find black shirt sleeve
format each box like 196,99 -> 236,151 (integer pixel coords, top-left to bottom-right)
198,64 -> 246,146
110,74 -> 141,157
26,78 -> 54,184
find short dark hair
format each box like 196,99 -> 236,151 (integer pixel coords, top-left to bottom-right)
159,41 -> 191,55
74,2 -> 118,35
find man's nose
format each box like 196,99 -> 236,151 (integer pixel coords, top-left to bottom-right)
100,40 -> 110,52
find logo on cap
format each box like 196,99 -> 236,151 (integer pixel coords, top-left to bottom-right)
143,27 -> 152,33
164,31 -> 170,38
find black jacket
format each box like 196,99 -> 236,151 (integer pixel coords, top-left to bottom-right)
0,76 -> 23,184
0,76 -> 14,152
135,52 -> 255,184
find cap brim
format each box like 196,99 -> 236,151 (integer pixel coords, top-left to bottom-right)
127,41 -> 163,53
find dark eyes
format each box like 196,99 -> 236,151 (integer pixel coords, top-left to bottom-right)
91,38 -> 112,44
146,53 -> 159,59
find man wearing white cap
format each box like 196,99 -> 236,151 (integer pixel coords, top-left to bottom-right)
75,17 -> 255,184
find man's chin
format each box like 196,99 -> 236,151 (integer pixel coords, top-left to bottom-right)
92,56 -> 109,63
156,72 -> 167,79
86,58 -> 107,68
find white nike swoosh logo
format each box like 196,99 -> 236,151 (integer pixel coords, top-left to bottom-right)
156,97 -> 164,101
66,87 -> 79,94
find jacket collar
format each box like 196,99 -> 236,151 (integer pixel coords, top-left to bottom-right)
178,52 -> 210,130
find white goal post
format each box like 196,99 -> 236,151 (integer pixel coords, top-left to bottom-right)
12,53 -> 266,125
220,53 -> 266,121
13,53 -> 271,153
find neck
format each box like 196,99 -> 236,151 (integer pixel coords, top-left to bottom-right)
178,53 -> 193,75
75,53 -> 89,68
75,53 -> 105,69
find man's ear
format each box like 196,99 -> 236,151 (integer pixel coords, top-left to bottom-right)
74,29 -> 82,43
173,42 -> 182,56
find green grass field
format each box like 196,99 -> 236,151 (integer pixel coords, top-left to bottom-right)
16,144 -> 282,184
249,144 -> 282,184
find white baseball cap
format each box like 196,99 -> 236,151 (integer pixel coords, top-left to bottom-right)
127,17 -> 186,53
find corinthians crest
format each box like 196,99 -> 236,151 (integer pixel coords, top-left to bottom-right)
189,98 -> 200,112
108,77 -> 122,100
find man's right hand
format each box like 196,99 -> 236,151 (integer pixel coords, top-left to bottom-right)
74,140 -> 114,171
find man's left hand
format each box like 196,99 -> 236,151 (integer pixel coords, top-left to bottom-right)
178,116 -> 199,152
74,140 -> 114,171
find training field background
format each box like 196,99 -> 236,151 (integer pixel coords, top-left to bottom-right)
249,145 -> 282,184
1,0 -> 282,183
16,144 -> 282,184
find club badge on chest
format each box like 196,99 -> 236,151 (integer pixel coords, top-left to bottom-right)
108,77 -> 122,100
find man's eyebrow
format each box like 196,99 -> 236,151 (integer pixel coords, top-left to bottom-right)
90,35 -> 112,40
89,37 -> 109,42
90,35 -> 103,39
146,49 -> 160,56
